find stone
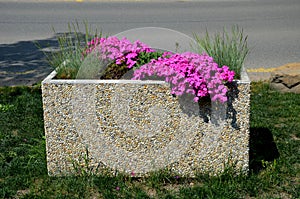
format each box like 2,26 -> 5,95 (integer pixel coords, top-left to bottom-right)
270,63 -> 300,94
42,70 -> 251,177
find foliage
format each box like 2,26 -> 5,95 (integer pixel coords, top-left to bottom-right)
194,25 -> 249,79
98,51 -> 163,79
41,23 -> 249,81
135,51 -> 164,69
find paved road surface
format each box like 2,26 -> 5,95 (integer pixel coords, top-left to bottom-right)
0,0 -> 299,86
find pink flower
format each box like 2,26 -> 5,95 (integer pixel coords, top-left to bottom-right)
133,52 -> 235,103
130,171 -> 135,177
84,36 -> 153,69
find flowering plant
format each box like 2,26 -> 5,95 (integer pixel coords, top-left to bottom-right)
84,36 -> 154,68
133,52 -> 234,103
84,36 -> 235,103
83,36 -> 162,79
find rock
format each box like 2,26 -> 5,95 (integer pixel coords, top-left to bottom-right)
270,63 -> 300,94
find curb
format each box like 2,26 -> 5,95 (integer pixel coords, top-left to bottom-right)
246,68 -> 275,82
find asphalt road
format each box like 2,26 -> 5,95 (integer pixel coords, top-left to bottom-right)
0,0 -> 299,86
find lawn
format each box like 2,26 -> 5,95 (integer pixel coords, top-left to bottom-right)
0,82 -> 299,199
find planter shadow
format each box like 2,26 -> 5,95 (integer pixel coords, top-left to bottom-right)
249,127 -> 280,173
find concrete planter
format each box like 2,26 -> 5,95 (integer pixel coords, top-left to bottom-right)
42,68 -> 251,177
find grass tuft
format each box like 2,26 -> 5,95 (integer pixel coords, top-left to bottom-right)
37,21 -> 102,79
194,25 -> 250,79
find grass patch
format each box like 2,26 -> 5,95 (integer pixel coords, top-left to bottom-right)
0,82 -> 299,198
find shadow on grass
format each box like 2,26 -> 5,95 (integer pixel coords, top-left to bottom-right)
249,127 -> 280,173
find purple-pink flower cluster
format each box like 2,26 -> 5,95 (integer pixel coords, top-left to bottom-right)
84,36 -> 153,68
132,52 -> 235,103
84,37 -> 235,103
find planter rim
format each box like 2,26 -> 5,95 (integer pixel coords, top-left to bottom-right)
42,71 -> 168,85
42,67 -> 251,85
